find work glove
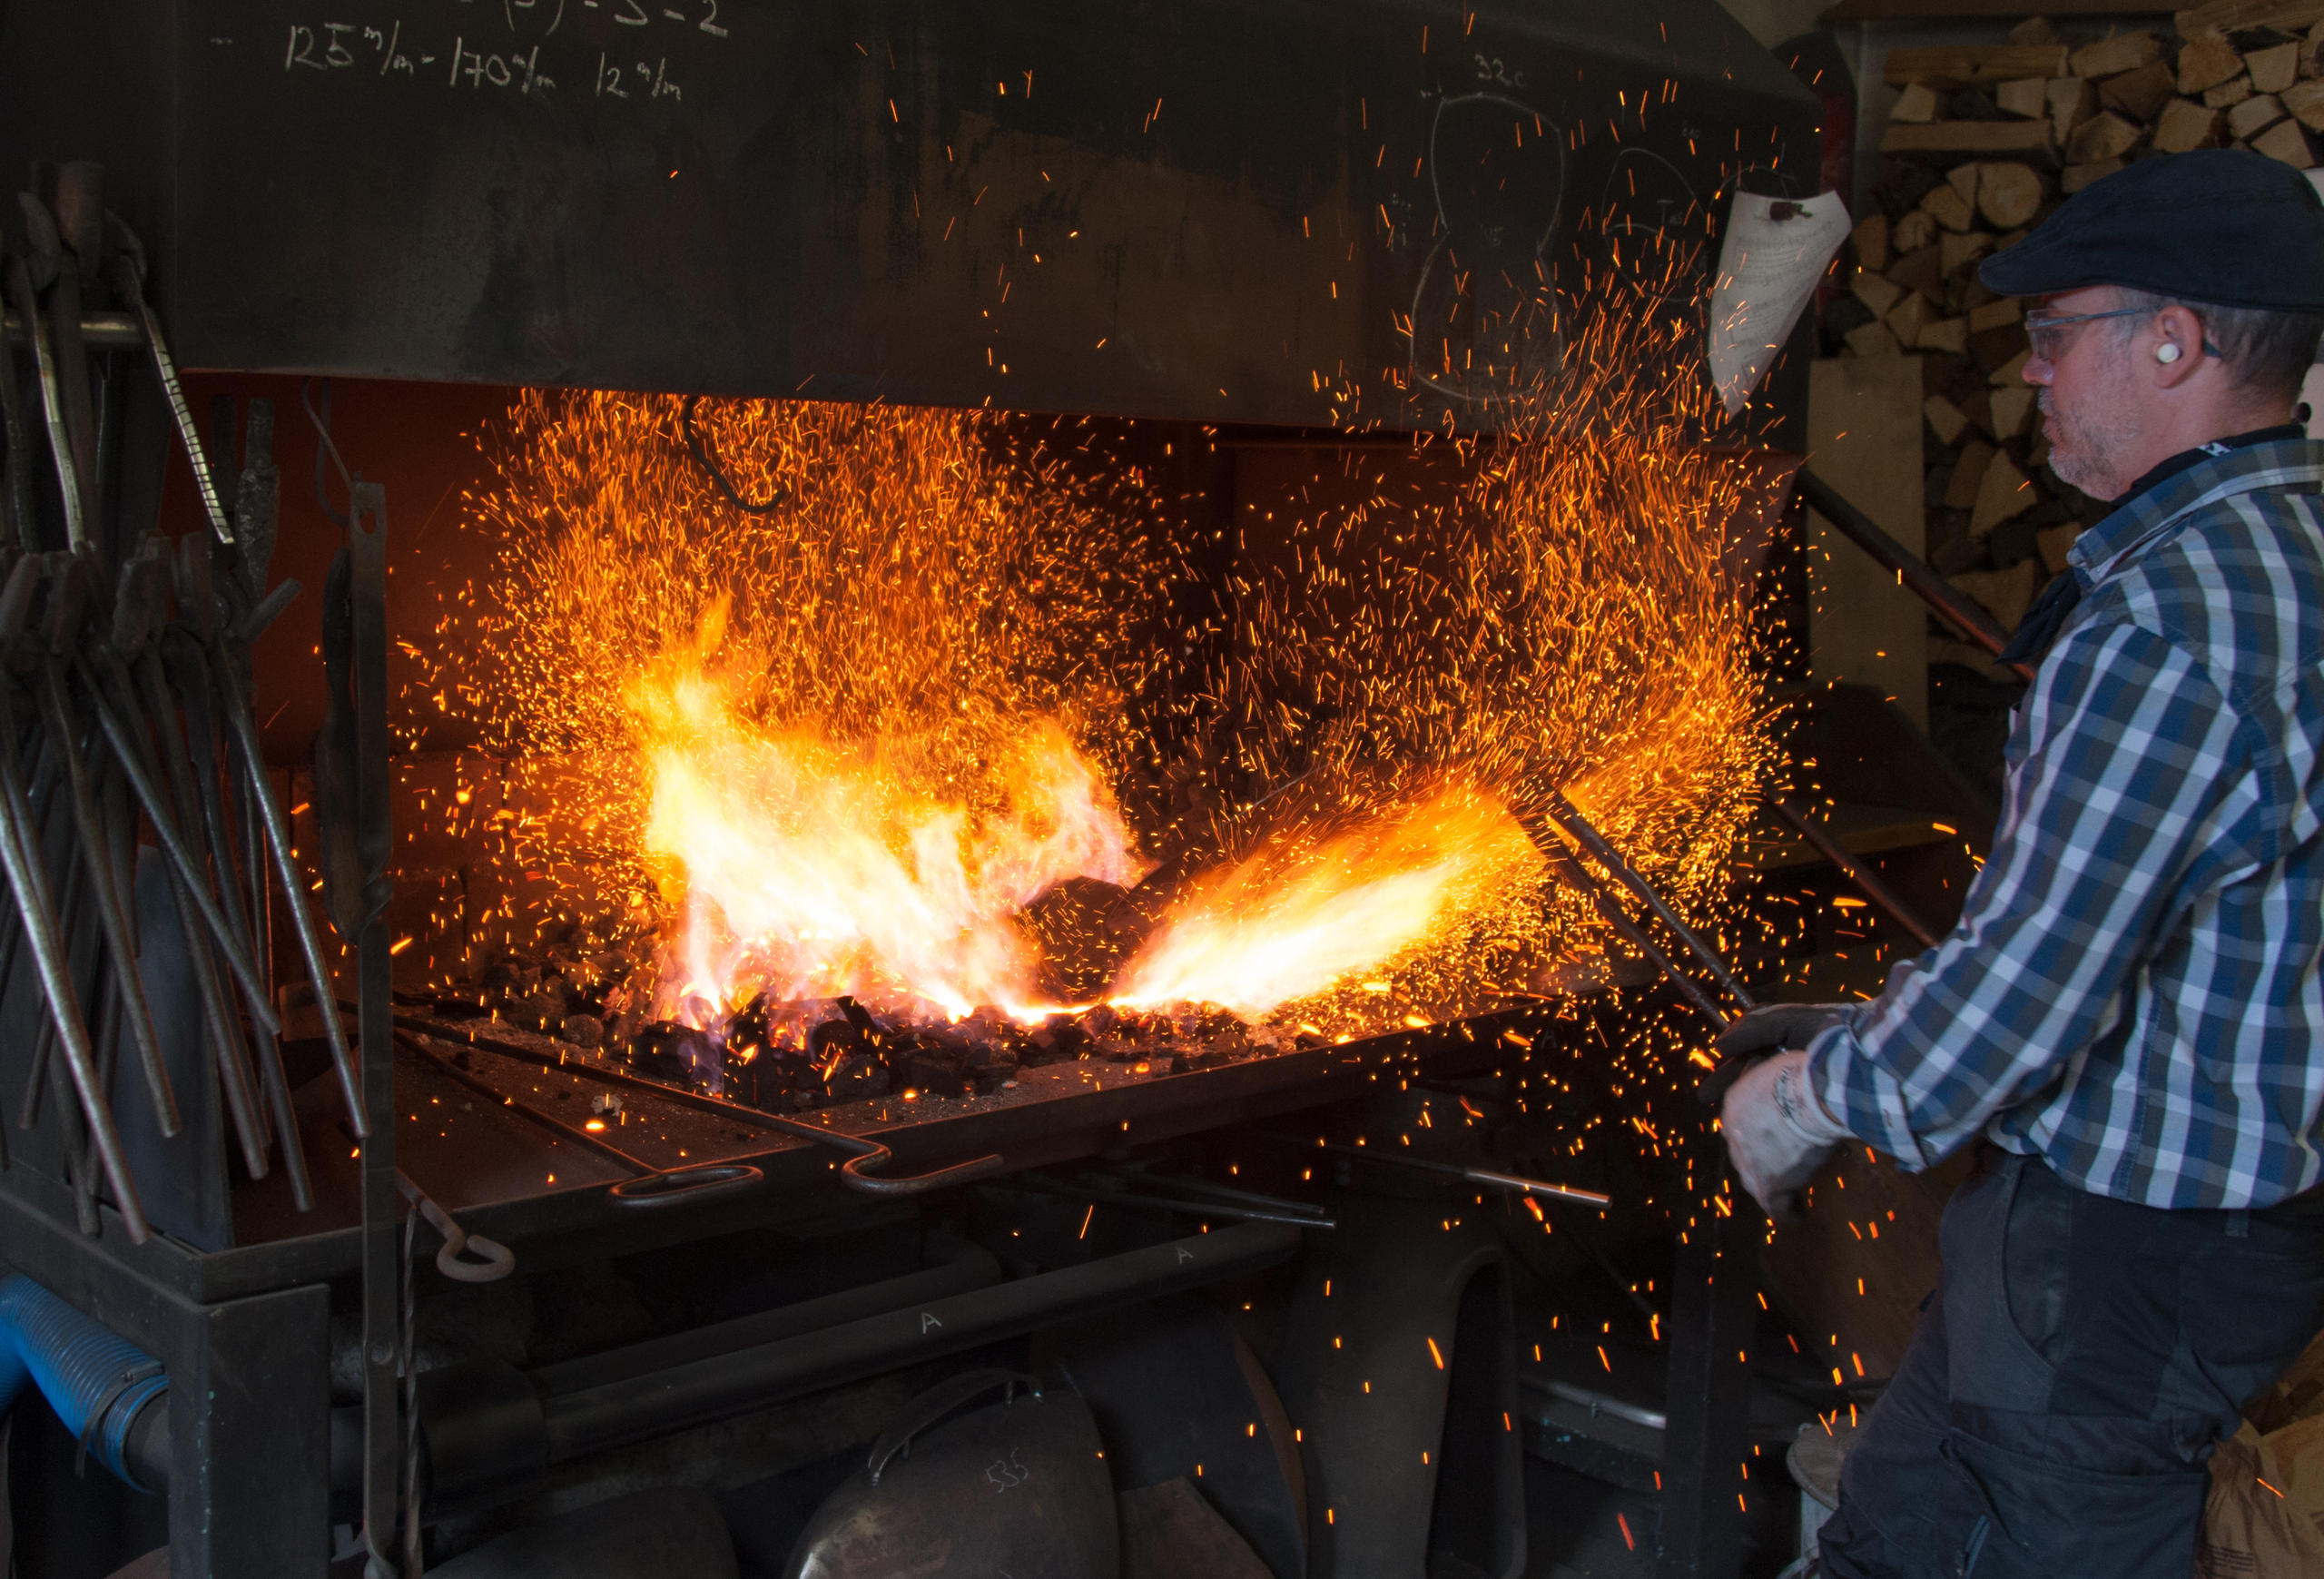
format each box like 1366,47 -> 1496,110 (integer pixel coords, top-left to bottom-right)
1695,1002 -> 1854,1110
1721,1048 -> 1851,1218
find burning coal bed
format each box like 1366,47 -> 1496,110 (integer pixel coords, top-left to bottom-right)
443,964 -> 1305,1117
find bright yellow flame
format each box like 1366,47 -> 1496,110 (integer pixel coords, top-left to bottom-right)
1115,786 -> 1536,1015
627,604 -> 1143,1017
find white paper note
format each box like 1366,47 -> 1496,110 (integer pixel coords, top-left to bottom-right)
1708,190 -> 1852,415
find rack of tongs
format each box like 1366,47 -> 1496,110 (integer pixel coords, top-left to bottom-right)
0,159 -> 361,1242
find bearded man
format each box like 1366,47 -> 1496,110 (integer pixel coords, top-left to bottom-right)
1718,149 -> 2324,1576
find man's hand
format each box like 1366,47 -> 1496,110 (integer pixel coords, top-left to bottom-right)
1714,1002 -> 1854,1062
1721,1048 -> 1851,1216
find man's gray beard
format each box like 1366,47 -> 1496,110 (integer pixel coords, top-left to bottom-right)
2041,392 -> 2130,499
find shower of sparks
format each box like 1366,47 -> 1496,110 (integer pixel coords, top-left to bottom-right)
410,292 -> 1772,1041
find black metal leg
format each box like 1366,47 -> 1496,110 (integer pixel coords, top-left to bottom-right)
1657,1150 -> 1760,1579
165,1282 -> 332,1578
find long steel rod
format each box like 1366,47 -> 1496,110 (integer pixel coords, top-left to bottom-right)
214,657 -> 363,1133
1522,823 -> 1728,1029
1543,791 -> 1756,1012
1796,469 -> 2037,683
1772,796 -> 1943,951
0,682 -> 146,1240
1295,1139 -> 1612,1207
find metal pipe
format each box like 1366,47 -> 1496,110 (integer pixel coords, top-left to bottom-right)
529,1241 -> 1003,1396
1772,797 -> 1942,951
1795,469 -> 2036,683
1520,816 -> 1727,1027
1543,791 -> 1755,1012
530,1221 -> 1300,1468
1295,1140 -> 1611,1207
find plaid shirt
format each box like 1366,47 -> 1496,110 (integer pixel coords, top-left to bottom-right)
1806,439 -> 2324,1209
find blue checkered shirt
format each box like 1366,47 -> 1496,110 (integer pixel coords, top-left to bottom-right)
1806,439 -> 2324,1209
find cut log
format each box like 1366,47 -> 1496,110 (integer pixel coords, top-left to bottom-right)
1886,291 -> 1935,347
2285,78 -> 2324,127
1996,77 -> 2050,119
1946,162 -> 1984,202
2152,97 -> 2226,151
1969,298 -> 2024,333
2207,74 -> 2257,107
2250,41 -> 2303,93
1887,44 -> 2073,88
1921,182 -> 1977,232
2072,33 -> 2166,79
2009,16 -> 2057,44
1990,384 -> 2038,439
1893,209 -> 1940,252
1977,162 -> 2046,229
2066,110 -> 2143,163
1890,242 -> 1945,300
1853,213 -> 1892,273
1883,121 -> 2060,157
1846,320 -> 1905,358
1972,450 -> 2039,537
1919,316 -> 1971,355
1941,229 -> 1996,278
1990,348 -> 2033,385
2230,92 -> 2289,139
2305,19 -> 2324,80
2176,0 -> 2324,34
1925,393 -> 1971,446
1852,269 -> 1905,318
1952,559 -> 2043,635
2049,76 -> 2100,142
1945,438 -> 1998,510
1890,82 -> 1944,124
2063,157 -> 2128,192
2181,31 -> 2249,94
2253,115 -> 2319,163
2102,59 -> 2181,120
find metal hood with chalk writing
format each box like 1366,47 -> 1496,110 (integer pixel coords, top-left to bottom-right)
0,0 -> 1816,428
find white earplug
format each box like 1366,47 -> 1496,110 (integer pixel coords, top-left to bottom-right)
2157,343 -> 2183,363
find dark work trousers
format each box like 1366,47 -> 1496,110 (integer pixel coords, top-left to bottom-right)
1816,1147 -> 2324,1578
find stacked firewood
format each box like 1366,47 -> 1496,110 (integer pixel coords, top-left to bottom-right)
1829,8 -> 2324,659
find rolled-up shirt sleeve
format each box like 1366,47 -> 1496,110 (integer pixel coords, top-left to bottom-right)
1804,618 -> 2266,1170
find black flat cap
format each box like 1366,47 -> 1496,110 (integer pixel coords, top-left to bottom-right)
1979,149 -> 2324,310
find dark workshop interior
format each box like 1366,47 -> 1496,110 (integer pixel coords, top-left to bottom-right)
1,0 -> 2321,1575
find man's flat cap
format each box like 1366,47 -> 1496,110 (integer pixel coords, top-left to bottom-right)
1979,149 -> 2324,310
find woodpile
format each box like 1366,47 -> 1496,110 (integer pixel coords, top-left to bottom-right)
1832,8 -> 2324,657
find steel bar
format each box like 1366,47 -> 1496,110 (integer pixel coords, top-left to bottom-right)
1543,791 -> 1755,1012
212,655 -> 363,1134
346,482 -> 399,1579
155,640 -> 310,1208
1772,796 -> 1942,950
88,648 -> 276,1180
1291,1139 -> 1611,1207
102,224 -> 233,543
3,255 -> 86,549
0,678 -> 147,1240
0,309 -> 141,349
1521,818 -> 1727,1028
533,1221 -> 1301,1469
36,665 -> 179,1134
0,290 -> 33,547
1796,469 -> 2037,683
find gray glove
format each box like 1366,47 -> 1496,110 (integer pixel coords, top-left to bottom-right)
1722,1049 -> 1851,1216
1696,1002 -> 1854,1110
1714,1002 -> 1854,1061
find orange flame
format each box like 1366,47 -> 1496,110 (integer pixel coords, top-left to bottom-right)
1114,786 -> 1539,1015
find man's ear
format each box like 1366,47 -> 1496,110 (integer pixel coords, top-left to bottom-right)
2151,304 -> 2208,388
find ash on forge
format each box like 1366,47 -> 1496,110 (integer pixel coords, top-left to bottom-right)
395,309 -> 1769,1115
